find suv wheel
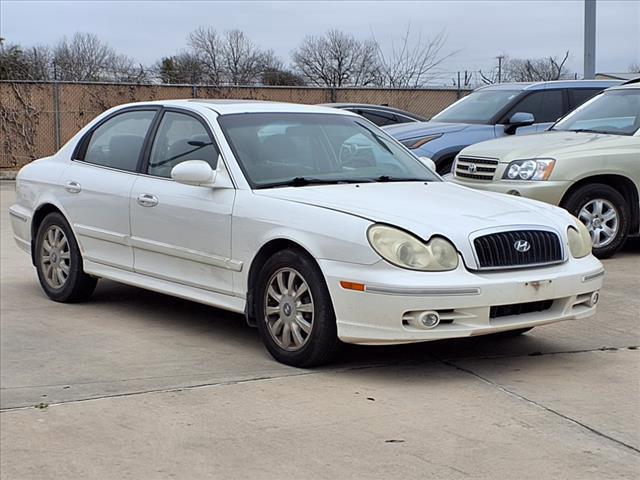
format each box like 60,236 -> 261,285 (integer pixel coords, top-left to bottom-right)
563,183 -> 630,258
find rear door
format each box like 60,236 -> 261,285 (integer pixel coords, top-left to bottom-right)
61,108 -> 158,270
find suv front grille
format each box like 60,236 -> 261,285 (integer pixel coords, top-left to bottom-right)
455,156 -> 499,181
473,230 -> 563,270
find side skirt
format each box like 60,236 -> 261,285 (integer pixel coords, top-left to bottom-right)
84,260 -> 246,314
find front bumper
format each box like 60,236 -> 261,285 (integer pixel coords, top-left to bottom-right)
450,177 -> 570,206
319,255 -> 604,345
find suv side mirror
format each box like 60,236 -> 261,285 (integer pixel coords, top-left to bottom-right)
504,112 -> 535,135
419,156 -> 437,171
171,160 -> 216,187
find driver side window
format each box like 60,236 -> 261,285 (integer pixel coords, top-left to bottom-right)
148,111 -> 219,178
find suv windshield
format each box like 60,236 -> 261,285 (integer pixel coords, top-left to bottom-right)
218,113 -> 439,188
432,90 -> 521,124
553,89 -> 640,136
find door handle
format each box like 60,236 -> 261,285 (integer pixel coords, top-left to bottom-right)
137,193 -> 158,207
65,181 -> 81,194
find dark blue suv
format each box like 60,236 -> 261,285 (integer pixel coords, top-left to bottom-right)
384,80 -> 620,174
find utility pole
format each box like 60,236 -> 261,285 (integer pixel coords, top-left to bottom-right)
584,0 -> 596,79
497,55 -> 504,83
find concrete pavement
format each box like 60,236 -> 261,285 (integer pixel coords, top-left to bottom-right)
1,181 -> 638,479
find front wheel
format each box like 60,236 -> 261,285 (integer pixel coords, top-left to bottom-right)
34,212 -> 97,302
562,183 -> 630,259
254,249 -> 340,367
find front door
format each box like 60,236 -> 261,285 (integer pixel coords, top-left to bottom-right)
129,109 -> 236,295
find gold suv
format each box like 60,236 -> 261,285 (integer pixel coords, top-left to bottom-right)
452,81 -> 640,258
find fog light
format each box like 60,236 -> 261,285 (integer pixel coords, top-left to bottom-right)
506,190 -> 521,196
589,291 -> 599,307
419,311 -> 440,329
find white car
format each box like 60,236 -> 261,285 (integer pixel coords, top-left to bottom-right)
9,100 -> 604,366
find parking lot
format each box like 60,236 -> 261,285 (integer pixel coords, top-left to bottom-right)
0,180 -> 638,478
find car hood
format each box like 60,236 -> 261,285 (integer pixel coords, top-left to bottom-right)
461,130 -> 627,162
256,181 -> 569,250
383,121 -> 470,140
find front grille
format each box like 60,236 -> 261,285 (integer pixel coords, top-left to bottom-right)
473,230 -> 563,270
490,300 -> 554,319
455,156 -> 499,181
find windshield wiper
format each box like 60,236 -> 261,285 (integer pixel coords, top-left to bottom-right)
257,177 -> 372,189
375,175 -> 427,183
563,128 -> 609,134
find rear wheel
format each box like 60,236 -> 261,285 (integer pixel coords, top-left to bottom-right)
34,212 -> 97,302
254,249 -> 340,367
562,183 -> 629,259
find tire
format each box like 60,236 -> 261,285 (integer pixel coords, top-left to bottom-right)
562,183 -> 630,259
254,249 -> 340,367
34,212 -> 98,302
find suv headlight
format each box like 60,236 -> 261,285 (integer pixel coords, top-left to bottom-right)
567,219 -> 592,258
401,133 -> 443,149
367,224 -> 458,271
503,158 -> 555,181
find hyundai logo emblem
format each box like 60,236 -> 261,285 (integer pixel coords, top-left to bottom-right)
514,240 -> 531,252
467,163 -> 478,173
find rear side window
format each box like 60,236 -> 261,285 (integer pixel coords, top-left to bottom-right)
147,111 -> 219,178
358,109 -> 397,126
82,110 -> 156,172
569,89 -> 601,110
506,90 -> 564,123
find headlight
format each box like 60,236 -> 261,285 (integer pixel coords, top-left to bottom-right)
367,224 -> 458,271
401,133 -> 443,149
502,158 -> 555,181
567,219 -> 592,258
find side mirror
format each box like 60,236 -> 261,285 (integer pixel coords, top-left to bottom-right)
419,156 -> 437,171
504,112 -> 535,135
171,160 -> 216,187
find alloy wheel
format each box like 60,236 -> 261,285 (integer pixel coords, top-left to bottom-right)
40,225 -> 71,289
264,267 -> 314,351
578,199 -> 619,248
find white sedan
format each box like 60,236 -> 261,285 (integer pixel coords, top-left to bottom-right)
9,100 -> 604,366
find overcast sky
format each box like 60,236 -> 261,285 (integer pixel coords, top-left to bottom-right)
2,0 -> 638,81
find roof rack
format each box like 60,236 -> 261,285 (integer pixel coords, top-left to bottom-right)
621,77 -> 640,85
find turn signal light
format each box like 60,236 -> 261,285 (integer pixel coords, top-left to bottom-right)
340,281 -> 366,292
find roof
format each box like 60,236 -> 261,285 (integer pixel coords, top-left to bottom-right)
125,99 -> 354,116
608,80 -> 640,90
595,72 -> 639,81
318,103 -> 425,120
477,79 -> 621,92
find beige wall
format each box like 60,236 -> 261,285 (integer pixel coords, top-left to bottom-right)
0,82 -> 468,170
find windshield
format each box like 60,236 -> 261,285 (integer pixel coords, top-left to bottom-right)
432,90 -> 521,124
218,113 -> 439,188
553,89 -> 640,135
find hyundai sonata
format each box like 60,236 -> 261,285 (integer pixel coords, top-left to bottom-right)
9,100 -> 604,366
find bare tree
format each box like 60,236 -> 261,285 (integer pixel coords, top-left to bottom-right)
222,29 -> 269,84
376,27 -> 455,88
188,27 -> 224,85
480,51 -> 571,84
505,51 -> 571,81
53,32 -> 139,81
629,62 -> 640,73
292,29 -> 379,87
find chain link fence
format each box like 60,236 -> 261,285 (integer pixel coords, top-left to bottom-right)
1,81 -> 470,171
